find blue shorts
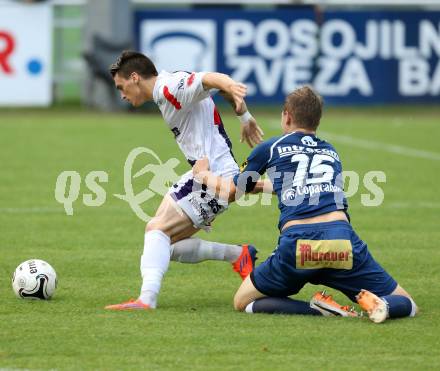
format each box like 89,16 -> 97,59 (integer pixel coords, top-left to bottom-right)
251,221 -> 397,302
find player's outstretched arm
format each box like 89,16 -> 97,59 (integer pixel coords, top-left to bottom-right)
202,73 -> 245,112
202,73 -> 264,148
250,179 -> 274,194
193,157 -> 237,203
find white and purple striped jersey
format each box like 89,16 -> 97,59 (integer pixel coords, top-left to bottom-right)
153,71 -> 238,177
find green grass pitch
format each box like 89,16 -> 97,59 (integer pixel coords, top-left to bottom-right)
1,105 -> 439,370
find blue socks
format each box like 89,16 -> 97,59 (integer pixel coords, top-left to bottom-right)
381,295 -> 416,318
246,295 -> 417,319
248,297 -> 321,315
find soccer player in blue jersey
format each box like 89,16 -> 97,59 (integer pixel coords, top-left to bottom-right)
193,86 -> 417,323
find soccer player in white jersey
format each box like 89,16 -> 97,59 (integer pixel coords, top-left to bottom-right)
105,50 -> 264,310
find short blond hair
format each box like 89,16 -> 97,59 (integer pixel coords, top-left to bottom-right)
284,86 -> 323,130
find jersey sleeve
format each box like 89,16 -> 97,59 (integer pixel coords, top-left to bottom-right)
233,140 -> 272,193
162,72 -> 211,111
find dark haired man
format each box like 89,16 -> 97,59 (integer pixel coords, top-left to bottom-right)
105,51 -> 264,310
193,86 -> 417,323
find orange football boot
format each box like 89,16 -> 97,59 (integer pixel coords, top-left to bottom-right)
356,289 -> 388,323
232,244 -> 258,280
310,290 -> 359,317
105,298 -> 151,311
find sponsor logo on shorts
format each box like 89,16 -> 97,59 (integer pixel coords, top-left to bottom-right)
171,127 -> 181,138
189,194 -> 210,222
296,239 -> 353,270
207,198 -> 221,214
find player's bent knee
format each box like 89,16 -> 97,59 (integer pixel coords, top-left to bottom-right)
146,219 -> 166,234
233,276 -> 263,312
389,285 -> 419,316
391,285 -> 419,315
145,220 -> 158,232
233,294 -> 247,312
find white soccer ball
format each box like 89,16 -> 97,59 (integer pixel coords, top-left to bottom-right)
12,259 -> 57,300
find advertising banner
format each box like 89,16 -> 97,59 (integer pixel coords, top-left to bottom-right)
135,8 -> 440,104
0,3 -> 53,106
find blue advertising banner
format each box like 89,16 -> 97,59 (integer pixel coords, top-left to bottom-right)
134,8 -> 440,105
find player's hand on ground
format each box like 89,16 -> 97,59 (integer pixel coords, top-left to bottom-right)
228,82 -> 247,113
193,157 -> 210,176
240,118 -> 264,148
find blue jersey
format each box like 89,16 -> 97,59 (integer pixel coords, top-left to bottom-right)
233,131 -> 349,230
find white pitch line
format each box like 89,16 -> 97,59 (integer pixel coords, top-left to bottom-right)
0,206 -> 127,214
387,201 -> 440,209
0,207 -> 63,214
319,131 -> 440,161
267,120 -> 440,161
349,202 -> 440,209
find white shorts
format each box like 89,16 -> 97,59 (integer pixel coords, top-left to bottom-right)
169,170 -> 231,230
